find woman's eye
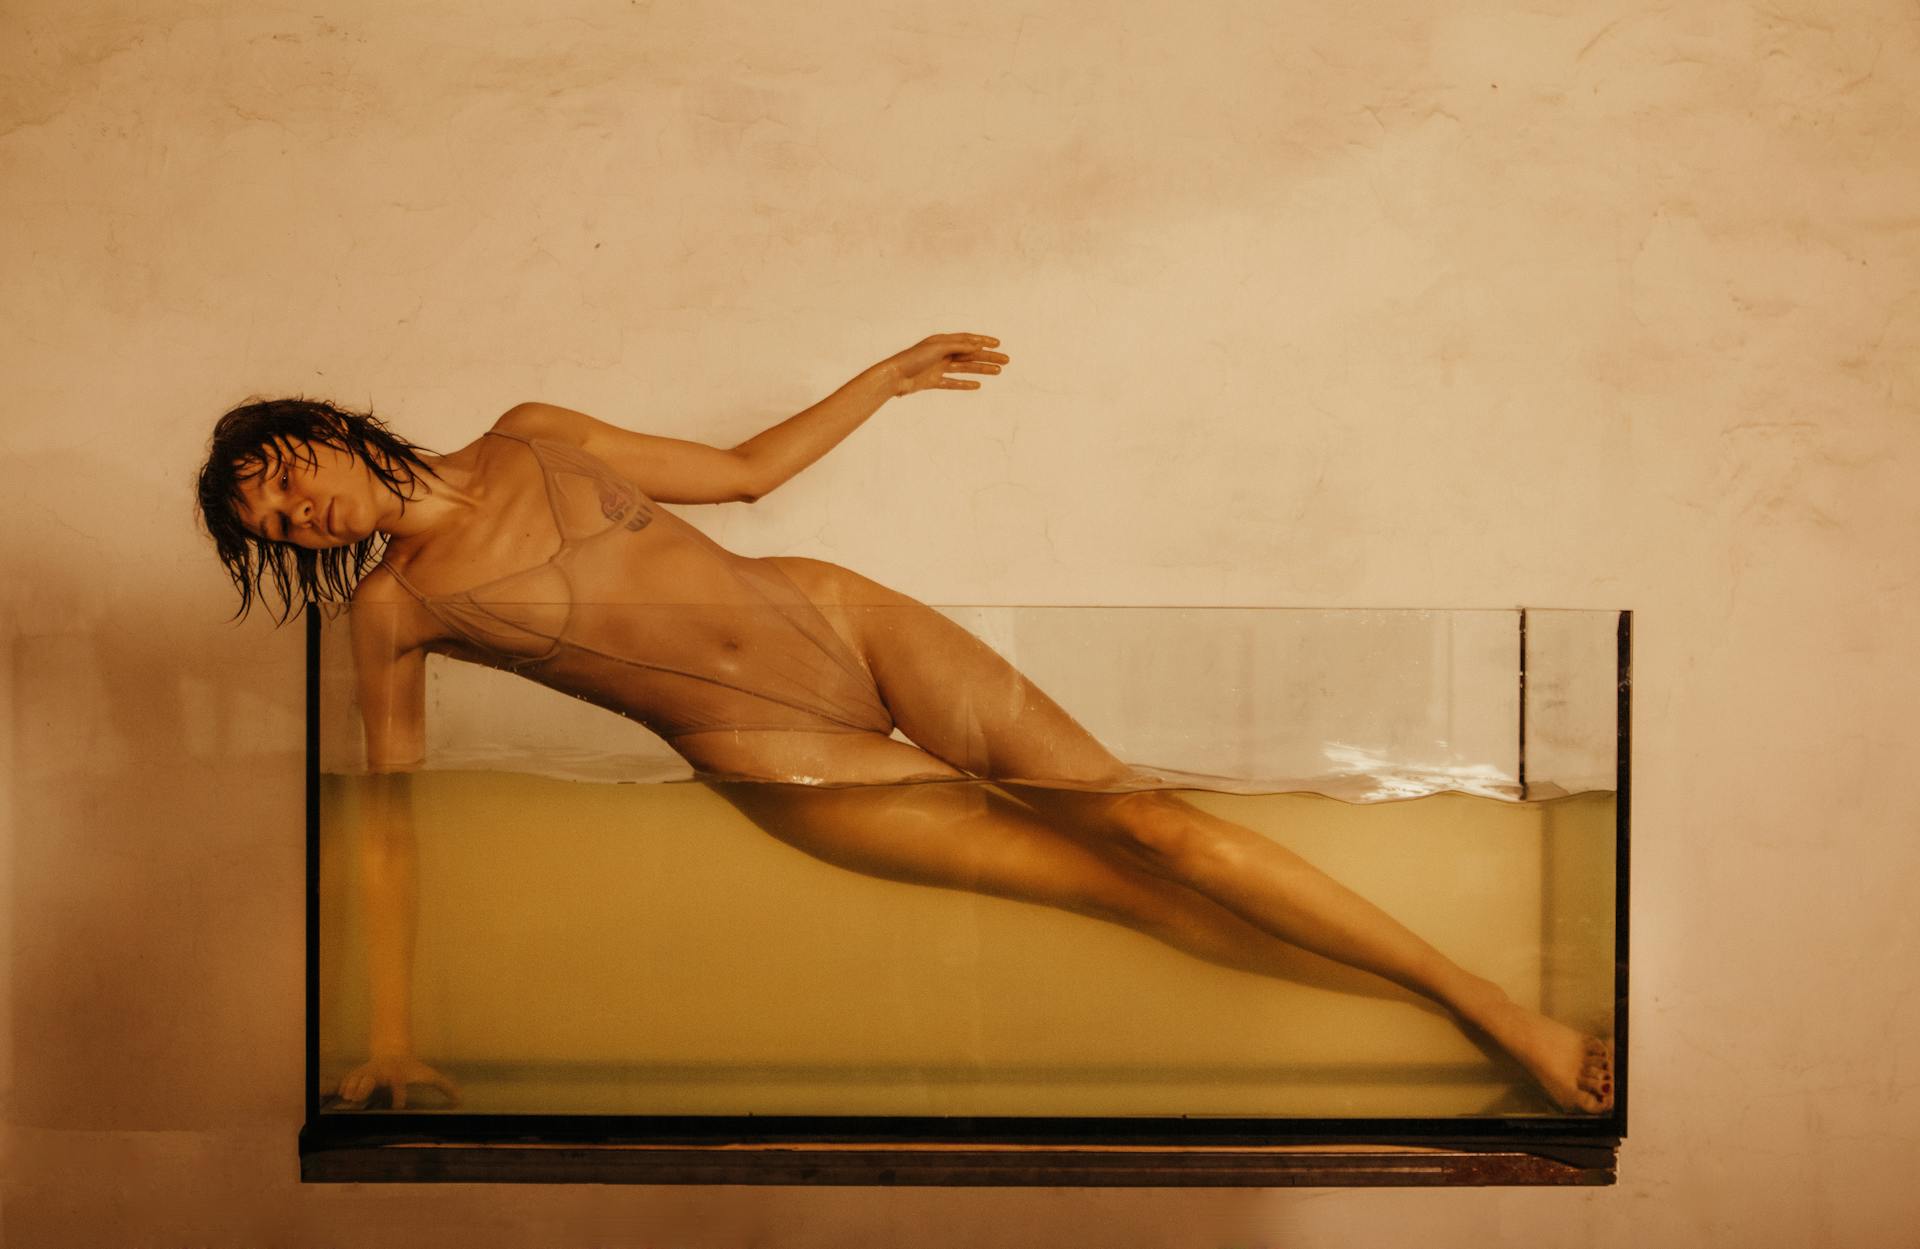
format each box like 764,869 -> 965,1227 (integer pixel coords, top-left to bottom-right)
279,471 -> 290,489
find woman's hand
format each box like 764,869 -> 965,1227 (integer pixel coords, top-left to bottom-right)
880,333 -> 1009,397
332,1053 -> 462,1110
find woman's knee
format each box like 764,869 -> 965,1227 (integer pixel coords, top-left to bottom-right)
1100,792 -> 1243,877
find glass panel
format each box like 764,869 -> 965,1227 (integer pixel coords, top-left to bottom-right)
314,605 -> 1623,1122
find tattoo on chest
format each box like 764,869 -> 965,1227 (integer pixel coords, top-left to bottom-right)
597,482 -> 653,532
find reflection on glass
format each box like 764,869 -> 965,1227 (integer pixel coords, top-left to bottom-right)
316,606 -> 1623,1120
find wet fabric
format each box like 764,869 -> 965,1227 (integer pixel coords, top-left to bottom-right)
382,431 -> 895,741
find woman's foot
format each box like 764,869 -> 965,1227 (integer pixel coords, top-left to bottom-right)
1453,981 -> 1614,1113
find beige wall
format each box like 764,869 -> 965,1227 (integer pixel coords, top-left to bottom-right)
3,0 -> 1916,1244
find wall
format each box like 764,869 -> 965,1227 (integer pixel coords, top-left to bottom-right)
3,0 -> 1917,1244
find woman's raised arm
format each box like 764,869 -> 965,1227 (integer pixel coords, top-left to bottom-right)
494,333 -> 1008,505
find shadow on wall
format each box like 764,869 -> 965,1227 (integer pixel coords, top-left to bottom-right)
7,448 -> 308,1133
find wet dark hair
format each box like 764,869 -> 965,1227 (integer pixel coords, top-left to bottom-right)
196,398 -> 437,621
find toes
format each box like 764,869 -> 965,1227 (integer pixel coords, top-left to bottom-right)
1562,1037 -> 1615,1111
1571,1075 -> 1611,1113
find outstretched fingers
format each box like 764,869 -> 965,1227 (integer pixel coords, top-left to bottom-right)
888,333 -> 1012,395
933,341 -> 1008,390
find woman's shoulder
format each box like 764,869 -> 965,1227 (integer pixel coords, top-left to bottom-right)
349,562 -> 415,609
346,562 -> 447,656
489,401 -> 591,444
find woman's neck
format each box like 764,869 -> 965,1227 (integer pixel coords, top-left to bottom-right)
377,451 -> 481,543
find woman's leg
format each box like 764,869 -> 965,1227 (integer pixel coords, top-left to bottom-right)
809,572 -> 1612,1113
1018,786 -> 1614,1112
710,755 -> 1425,1003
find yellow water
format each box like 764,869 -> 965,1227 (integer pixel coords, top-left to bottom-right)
318,774 -> 1616,1118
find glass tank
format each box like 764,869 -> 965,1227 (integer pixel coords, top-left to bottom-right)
302,605 -> 1628,1183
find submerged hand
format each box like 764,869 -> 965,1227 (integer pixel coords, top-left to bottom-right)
333,1054 -> 462,1110
881,333 -> 1009,397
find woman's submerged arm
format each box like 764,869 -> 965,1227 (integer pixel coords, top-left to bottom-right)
493,333 -> 1008,505
339,770 -> 459,1110
335,580 -> 459,1109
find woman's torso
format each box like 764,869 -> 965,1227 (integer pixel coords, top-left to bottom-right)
372,430 -> 896,768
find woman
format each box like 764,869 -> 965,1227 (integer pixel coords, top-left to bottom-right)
198,333 -> 1613,1114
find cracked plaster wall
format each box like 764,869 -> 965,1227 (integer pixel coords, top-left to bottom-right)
2,0 -> 1918,1245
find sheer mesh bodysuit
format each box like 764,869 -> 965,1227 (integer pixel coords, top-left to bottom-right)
383,431 -> 895,744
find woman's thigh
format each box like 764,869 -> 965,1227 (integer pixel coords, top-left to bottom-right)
712,774 -> 1172,927
774,559 -> 1131,785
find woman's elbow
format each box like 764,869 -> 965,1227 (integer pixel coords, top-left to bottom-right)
727,452 -> 777,504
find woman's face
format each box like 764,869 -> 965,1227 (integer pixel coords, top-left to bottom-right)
234,438 -> 389,550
